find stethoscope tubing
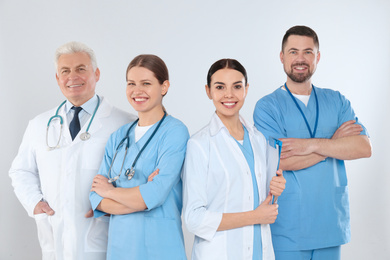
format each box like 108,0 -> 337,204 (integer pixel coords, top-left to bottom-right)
107,111 -> 167,184
46,96 -> 100,150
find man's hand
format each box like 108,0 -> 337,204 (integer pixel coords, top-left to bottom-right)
33,200 -> 55,216
332,120 -> 363,139
280,138 -> 317,159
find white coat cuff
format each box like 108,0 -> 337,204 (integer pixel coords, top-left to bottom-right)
195,211 -> 223,241
28,195 -> 43,218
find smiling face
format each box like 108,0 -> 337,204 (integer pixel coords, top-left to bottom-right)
281,35 -> 320,83
206,68 -> 248,121
56,52 -> 100,106
126,66 -> 169,117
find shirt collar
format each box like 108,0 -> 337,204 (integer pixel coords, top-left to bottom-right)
64,95 -> 98,115
209,112 -> 255,137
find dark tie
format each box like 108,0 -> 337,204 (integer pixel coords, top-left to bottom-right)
69,106 -> 83,140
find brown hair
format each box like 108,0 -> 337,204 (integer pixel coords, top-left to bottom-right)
282,25 -> 319,52
126,54 -> 169,84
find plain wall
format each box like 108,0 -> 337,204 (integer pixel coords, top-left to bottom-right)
1,0 -> 389,259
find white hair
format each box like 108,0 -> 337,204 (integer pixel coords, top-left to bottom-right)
54,41 -> 98,71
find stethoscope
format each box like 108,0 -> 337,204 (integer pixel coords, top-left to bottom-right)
284,83 -> 319,138
107,111 -> 167,184
46,95 -> 100,150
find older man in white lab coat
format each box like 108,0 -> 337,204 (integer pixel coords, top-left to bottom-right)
9,41 -> 136,260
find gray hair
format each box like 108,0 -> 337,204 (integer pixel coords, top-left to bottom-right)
54,41 -> 98,71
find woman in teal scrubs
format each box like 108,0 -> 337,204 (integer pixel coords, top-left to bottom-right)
89,55 -> 188,260
182,58 -> 286,260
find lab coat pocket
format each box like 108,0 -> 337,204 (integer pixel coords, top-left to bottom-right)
34,213 -> 55,252
84,216 -> 109,252
145,217 -> 185,259
193,233 -> 228,260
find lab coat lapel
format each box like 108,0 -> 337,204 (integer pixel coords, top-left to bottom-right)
56,105 -> 73,146
80,97 -> 111,137
210,113 -> 253,190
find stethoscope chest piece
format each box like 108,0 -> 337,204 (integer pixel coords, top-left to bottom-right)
80,132 -> 91,141
125,167 -> 135,180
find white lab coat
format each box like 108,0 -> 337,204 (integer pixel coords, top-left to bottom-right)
9,96 -> 136,260
182,113 -> 278,260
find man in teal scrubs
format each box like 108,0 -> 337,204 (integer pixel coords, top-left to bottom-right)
253,25 -> 372,259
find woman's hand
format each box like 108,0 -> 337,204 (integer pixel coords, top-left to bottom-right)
269,169 -> 286,202
91,175 -> 115,198
252,194 -> 279,224
147,169 -> 159,182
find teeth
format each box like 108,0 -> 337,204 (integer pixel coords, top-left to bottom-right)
223,102 -> 235,106
68,84 -> 83,88
134,98 -> 147,102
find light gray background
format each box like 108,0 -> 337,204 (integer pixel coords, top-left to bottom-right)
1,0 -> 389,259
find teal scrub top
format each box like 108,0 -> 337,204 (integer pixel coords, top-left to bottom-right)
90,115 -> 189,259
253,86 -> 368,251
235,126 -> 263,260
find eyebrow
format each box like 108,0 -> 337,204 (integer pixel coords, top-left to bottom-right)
213,81 -> 225,85
59,64 -> 87,70
126,79 -> 152,82
213,81 -> 243,85
288,48 -> 314,52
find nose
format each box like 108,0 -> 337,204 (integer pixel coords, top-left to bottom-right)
68,70 -> 80,80
224,87 -> 233,98
131,84 -> 144,94
295,52 -> 306,62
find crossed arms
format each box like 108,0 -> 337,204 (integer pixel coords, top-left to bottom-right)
279,120 -> 372,171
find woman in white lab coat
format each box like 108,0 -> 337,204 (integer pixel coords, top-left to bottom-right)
182,59 -> 286,260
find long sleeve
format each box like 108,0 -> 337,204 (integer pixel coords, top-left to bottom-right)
182,138 -> 223,241
9,120 -> 43,217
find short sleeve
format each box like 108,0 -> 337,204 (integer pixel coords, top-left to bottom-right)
254,97 -> 286,140
336,92 -> 369,137
138,123 -> 189,210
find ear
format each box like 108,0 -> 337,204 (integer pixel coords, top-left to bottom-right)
280,51 -> 284,63
55,73 -> 59,83
95,68 -> 101,82
205,85 -> 212,99
161,80 -> 170,96
316,51 -> 321,64
244,83 -> 249,97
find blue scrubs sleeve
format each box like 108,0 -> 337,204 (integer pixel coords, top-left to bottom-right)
89,131 -> 118,218
336,92 -> 369,136
139,123 -> 189,210
254,97 -> 285,140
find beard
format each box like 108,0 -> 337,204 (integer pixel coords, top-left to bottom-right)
285,63 -> 314,83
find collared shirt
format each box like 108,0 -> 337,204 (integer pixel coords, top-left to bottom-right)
182,113 -> 275,260
65,95 -> 98,128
